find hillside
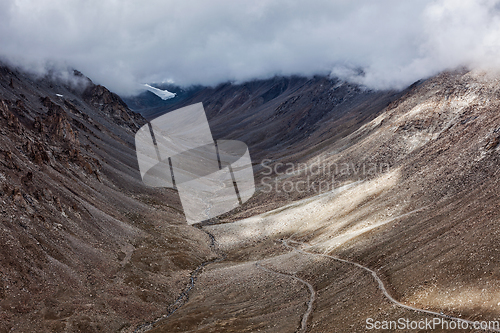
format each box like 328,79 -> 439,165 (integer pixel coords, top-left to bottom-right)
0,66 -> 215,332
3,65 -> 500,332
126,77 -> 406,220
136,69 -> 500,332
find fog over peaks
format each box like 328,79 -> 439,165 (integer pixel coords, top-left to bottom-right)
1,0 -> 500,95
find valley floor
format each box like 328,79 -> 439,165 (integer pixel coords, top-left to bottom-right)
136,181 -> 499,333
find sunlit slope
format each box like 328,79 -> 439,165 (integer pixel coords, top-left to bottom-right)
207,69 -> 500,320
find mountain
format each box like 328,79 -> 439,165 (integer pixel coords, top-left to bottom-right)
0,66 -> 215,332
126,76 -> 407,214
128,69 -> 500,332
3,64 -> 500,333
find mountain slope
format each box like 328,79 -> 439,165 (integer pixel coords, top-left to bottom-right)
126,76 -> 407,219
4,65 -> 500,332
0,66 -> 214,333
138,69 -> 500,332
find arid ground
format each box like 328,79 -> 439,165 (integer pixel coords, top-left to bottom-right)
1,66 -> 500,332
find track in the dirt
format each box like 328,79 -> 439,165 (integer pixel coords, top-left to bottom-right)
281,239 -> 500,333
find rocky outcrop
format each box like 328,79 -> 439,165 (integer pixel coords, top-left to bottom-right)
83,84 -> 145,131
41,96 -> 79,146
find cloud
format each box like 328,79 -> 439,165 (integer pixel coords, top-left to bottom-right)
1,0 -> 500,95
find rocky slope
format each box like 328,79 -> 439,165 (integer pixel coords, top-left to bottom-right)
0,66 -> 214,332
126,76 -> 406,220
4,64 -> 500,333
133,69 -> 500,332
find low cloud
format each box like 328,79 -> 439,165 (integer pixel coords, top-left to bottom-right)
1,0 -> 500,95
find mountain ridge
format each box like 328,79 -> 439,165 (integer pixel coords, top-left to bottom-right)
0,65 -> 215,332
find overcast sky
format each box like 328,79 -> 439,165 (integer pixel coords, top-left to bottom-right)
1,0 -> 500,95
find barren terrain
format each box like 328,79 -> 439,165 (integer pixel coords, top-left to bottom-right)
136,70 -> 500,332
2,66 -> 500,332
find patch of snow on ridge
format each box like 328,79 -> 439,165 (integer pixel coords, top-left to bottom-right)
144,84 -> 176,100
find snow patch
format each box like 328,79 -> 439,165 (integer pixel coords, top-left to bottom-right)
55,94 -> 63,97
144,84 -> 176,100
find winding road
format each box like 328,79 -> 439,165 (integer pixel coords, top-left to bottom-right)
134,232 -> 499,333
280,238 -> 500,333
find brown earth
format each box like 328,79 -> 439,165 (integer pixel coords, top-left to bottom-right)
0,66 -> 214,332
2,65 -> 500,333
141,69 -> 500,333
